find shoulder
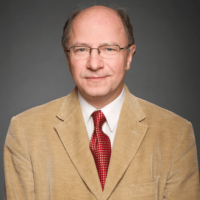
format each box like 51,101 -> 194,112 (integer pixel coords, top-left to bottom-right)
14,96 -> 66,121
124,85 -> 189,127
134,96 -> 195,151
6,95 -> 70,145
136,96 -> 190,128
10,87 -> 79,131
10,90 -> 75,131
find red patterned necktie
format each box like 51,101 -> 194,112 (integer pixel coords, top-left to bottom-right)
90,110 -> 111,191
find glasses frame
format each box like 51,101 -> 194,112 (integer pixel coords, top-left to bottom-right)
65,44 -> 133,58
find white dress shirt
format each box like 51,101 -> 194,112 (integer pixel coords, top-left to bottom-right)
78,87 -> 125,149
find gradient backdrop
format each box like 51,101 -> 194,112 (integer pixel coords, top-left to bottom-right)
1,0 -> 200,197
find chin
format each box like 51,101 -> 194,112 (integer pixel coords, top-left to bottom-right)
84,87 -> 110,98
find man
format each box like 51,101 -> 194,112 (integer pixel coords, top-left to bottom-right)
4,5 -> 200,200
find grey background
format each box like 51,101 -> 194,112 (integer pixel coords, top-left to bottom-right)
1,0 -> 200,197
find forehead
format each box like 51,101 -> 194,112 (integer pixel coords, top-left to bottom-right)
69,6 -> 128,46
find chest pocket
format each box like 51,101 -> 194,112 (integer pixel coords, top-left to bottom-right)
131,178 -> 159,200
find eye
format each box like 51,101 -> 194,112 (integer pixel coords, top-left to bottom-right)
76,48 -> 86,52
73,47 -> 89,54
106,48 -> 114,51
102,46 -> 118,52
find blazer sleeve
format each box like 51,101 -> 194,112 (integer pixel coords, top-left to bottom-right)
4,116 -> 35,200
164,121 -> 200,199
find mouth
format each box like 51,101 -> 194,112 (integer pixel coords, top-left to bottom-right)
86,76 -> 107,82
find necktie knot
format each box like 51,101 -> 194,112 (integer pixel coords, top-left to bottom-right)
92,110 -> 106,129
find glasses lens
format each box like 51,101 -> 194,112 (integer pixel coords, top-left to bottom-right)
69,45 -> 120,59
71,46 -> 90,59
99,45 -> 119,58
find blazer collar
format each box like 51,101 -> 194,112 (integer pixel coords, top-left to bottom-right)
123,85 -> 146,122
102,85 -> 148,200
55,85 -> 148,200
55,87 -> 102,199
56,87 -> 79,121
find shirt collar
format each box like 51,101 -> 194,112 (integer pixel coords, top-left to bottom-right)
78,87 -> 125,132
101,88 -> 125,131
78,92 -> 96,125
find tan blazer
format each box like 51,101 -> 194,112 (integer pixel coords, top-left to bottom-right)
4,85 -> 200,200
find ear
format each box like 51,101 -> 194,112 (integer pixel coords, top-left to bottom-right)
66,58 -> 71,72
126,44 -> 136,70
64,49 -> 71,72
67,60 -> 71,72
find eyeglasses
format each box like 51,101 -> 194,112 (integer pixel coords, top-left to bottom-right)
65,44 -> 132,59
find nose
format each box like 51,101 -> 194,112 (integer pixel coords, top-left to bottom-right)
87,48 -> 104,71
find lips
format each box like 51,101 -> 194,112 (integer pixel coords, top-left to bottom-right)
87,76 -> 105,79
86,76 -> 107,82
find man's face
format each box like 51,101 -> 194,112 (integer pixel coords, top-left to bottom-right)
67,6 -> 136,106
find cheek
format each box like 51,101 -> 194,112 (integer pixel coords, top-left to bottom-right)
69,60 -> 86,76
105,57 -> 128,74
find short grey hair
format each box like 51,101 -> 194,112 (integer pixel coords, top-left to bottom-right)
61,5 -> 135,51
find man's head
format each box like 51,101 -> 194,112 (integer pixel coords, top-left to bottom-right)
62,5 -> 135,50
62,5 -> 136,108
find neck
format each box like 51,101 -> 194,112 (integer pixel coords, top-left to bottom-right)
79,87 -> 123,109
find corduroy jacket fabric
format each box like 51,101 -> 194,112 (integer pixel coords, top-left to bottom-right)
4,85 -> 200,200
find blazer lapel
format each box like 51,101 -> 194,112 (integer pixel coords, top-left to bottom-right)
55,88 -> 102,200
102,86 -> 148,200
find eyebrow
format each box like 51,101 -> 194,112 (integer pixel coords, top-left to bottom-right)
72,42 -> 89,46
71,42 -> 119,47
99,42 -> 119,46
